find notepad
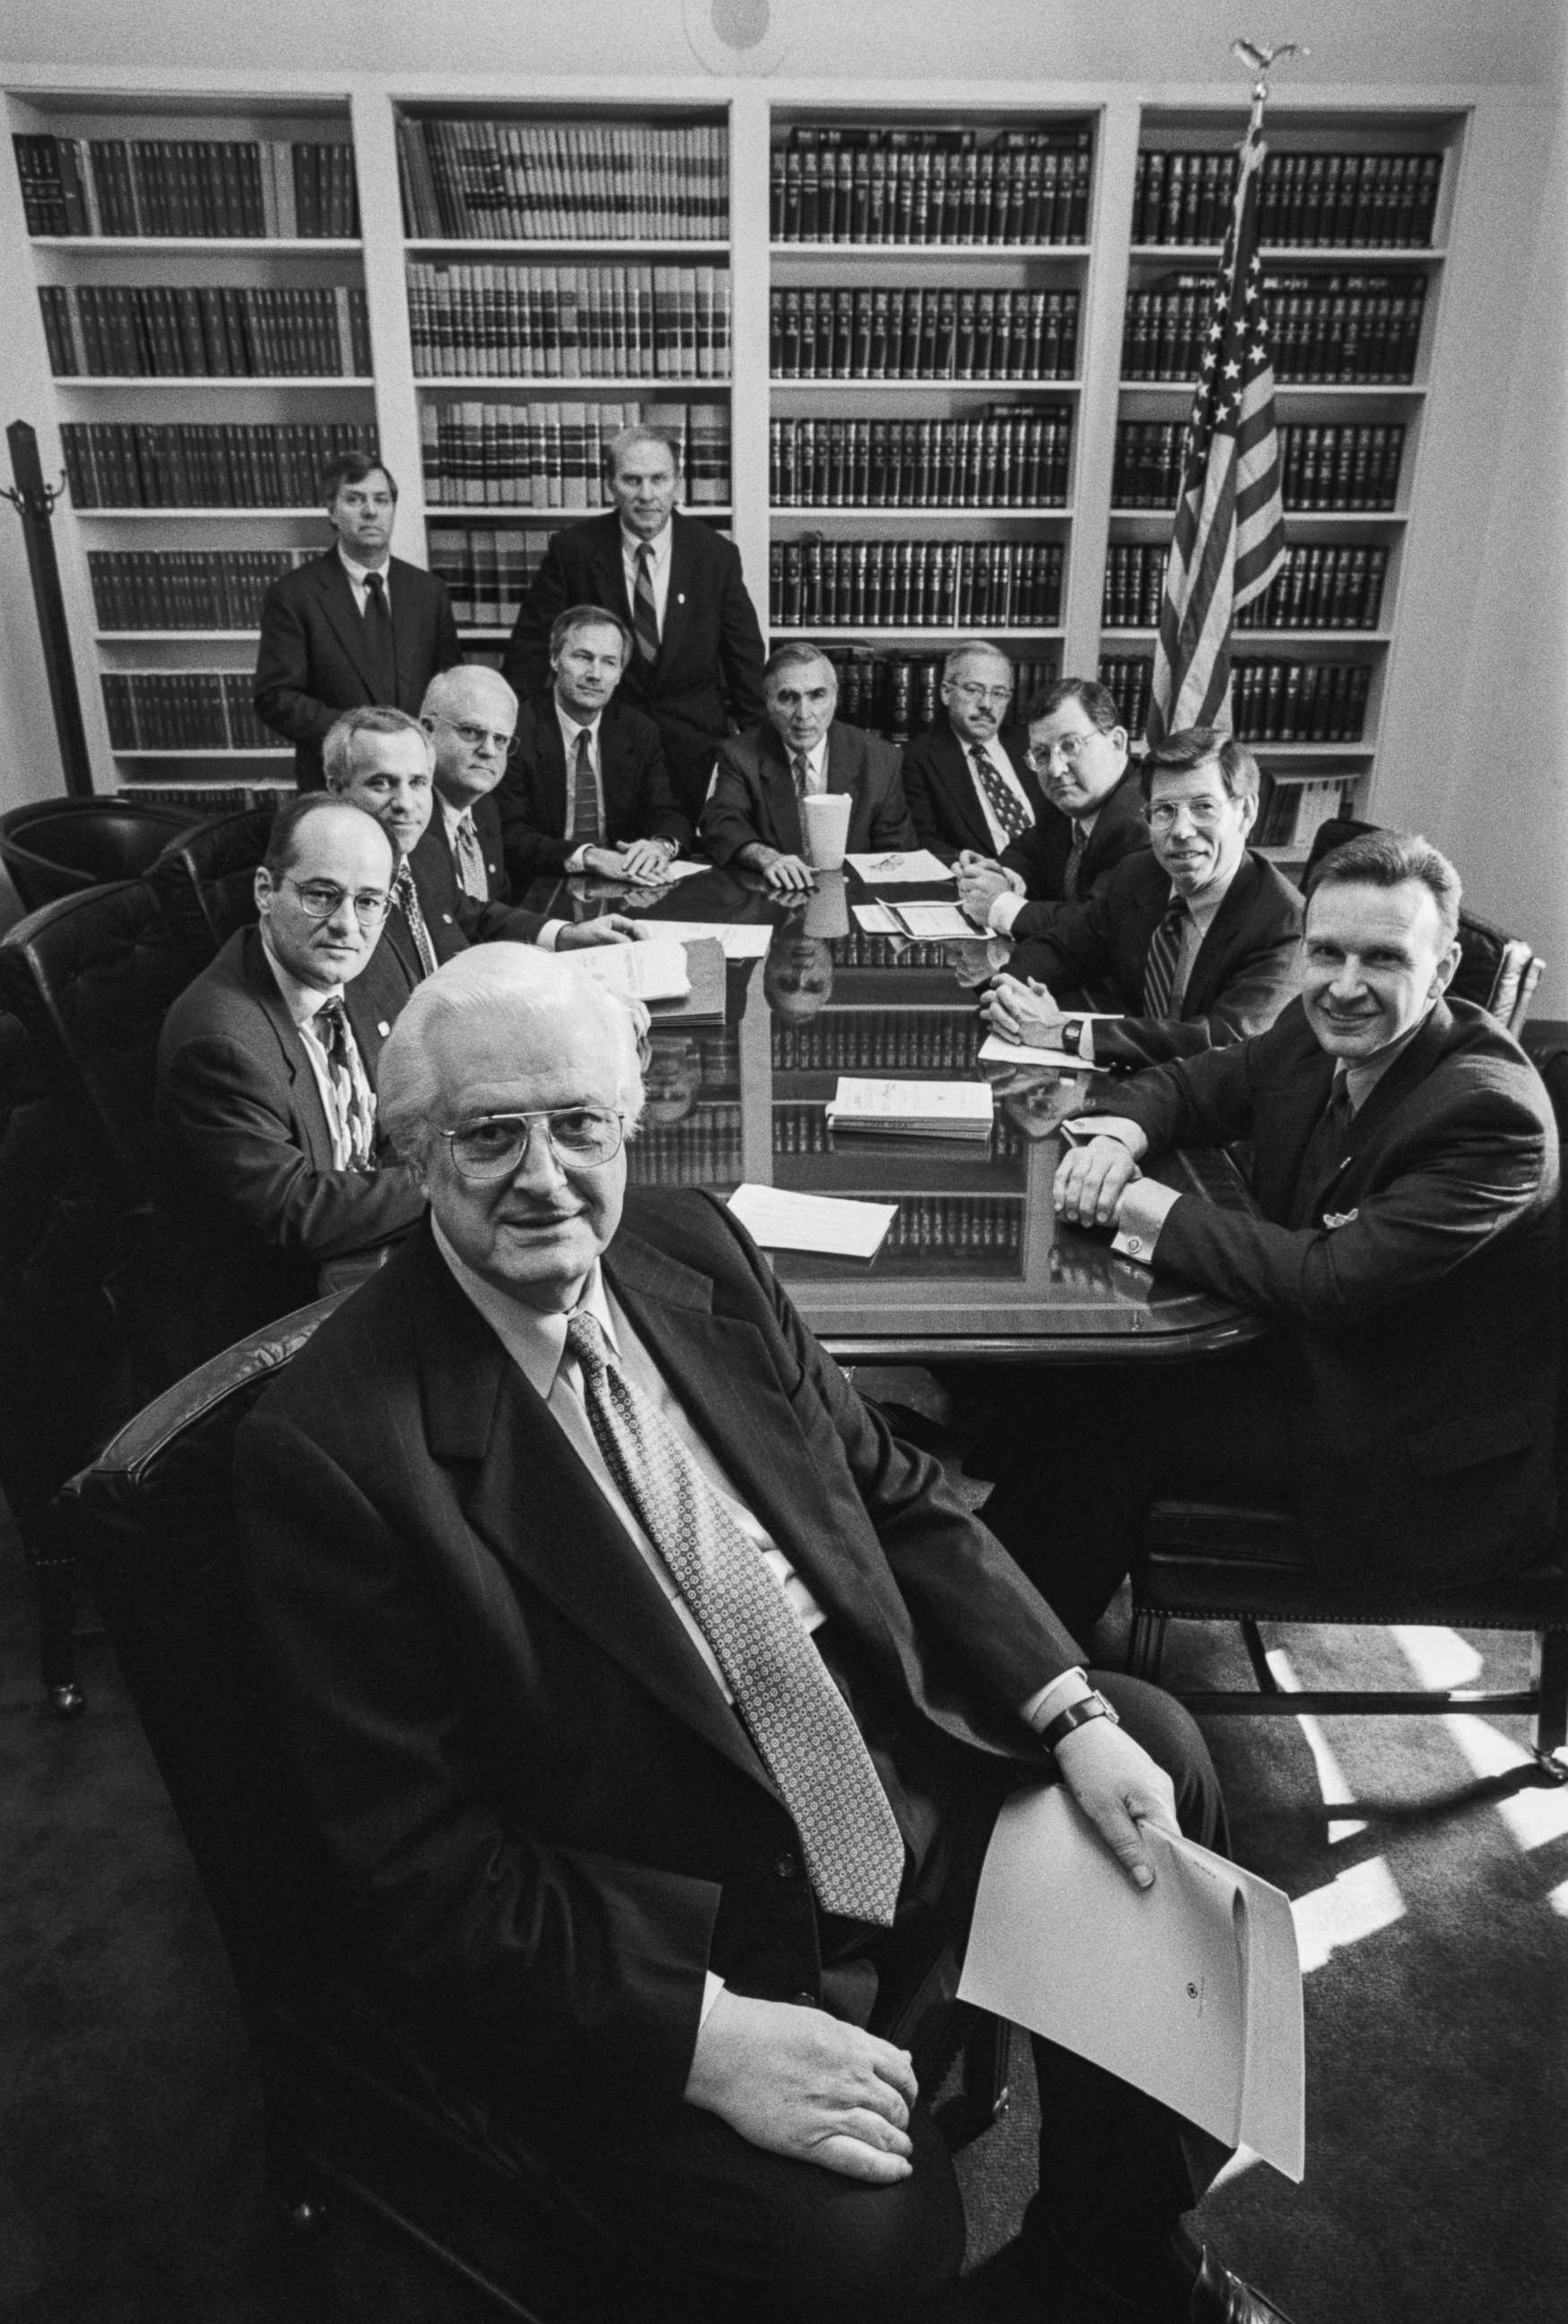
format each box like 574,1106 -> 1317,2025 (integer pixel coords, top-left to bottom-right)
826,1078 -> 995,1140
637,919 -> 774,958
726,1185 -> 897,1259
844,849 -> 954,884
572,939 -> 691,1002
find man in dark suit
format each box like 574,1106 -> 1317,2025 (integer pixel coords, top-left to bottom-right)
253,452 -> 462,791
500,425 -> 767,824
982,727 -> 1302,1071
700,645 -> 916,893
494,604 -> 693,890
983,829 -> 1560,1637
154,794 -> 427,1370
321,705 -> 637,981
898,641 -> 1061,867
956,677 -> 1149,941
236,941 -> 1297,2324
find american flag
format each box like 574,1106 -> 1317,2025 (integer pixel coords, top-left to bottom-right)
1145,124 -> 1286,747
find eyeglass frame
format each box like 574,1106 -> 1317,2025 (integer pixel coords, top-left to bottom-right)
1139,796 -> 1234,831
945,680 -> 1015,709
272,874 -> 393,926
434,1106 -> 628,1182
1023,727 -> 1110,770
429,714 -> 520,760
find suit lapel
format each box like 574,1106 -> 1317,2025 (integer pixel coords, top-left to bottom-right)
238,928 -> 337,1170
600,711 -> 635,840
387,555 -> 423,709
656,517 -> 693,675
314,551 -> 382,698
586,519 -> 635,628
529,703 -> 570,837
761,730 -> 804,856
941,732 -> 994,855
1182,853 -> 1261,1013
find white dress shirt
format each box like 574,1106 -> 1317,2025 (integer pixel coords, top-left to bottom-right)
554,702 -> 607,872
435,790 -> 565,951
337,545 -> 393,615
1060,856 -> 1244,1066
259,932 -> 361,1171
957,737 -> 1037,863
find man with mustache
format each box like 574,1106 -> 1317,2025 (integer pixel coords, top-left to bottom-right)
899,643 -> 1061,869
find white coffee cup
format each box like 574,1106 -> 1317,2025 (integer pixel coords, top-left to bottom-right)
801,792 -> 851,871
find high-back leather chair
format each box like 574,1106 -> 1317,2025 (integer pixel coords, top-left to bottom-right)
148,803 -> 277,978
0,796 -> 200,914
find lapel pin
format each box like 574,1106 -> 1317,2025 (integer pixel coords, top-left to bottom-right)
677,592 -> 686,605
377,1020 -> 391,1037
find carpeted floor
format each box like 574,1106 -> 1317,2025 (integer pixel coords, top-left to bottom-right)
4,1481 -> 1567,2323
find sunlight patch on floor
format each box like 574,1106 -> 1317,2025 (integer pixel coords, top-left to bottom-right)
1440,1713 -> 1568,1850
1390,1625 -> 1486,1688
1265,1644 -> 1367,1841
1292,1853 -> 1405,1974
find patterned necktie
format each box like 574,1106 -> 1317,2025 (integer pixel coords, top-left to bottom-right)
571,727 -> 602,848
791,750 -> 811,798
360,568 -> 396,701
1141,896 -> 1189,1018
633,542 -> 660,667
314,996 -> 376,1169
1063,822 -> 1087,901
393,862 -> 438,979
1294,1072 -> 1354,1224
566,1309 -> 905,1928
969,743 -> 1032,845
454,813 -> 489,901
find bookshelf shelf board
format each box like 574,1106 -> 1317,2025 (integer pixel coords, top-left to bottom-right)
1109,507 -> 1408,527
770,377 -> 1081,395
1117,380 -> 1426,399
772,505 -> 1070,521
30,236 -> 363,254
1128,242 -> 1445,266
455,627 -> 515,639
416,376 -> 732,392
53,375 -> 375,389
406,238 -> 730,257
770,241 -> 1088,260
97,629 -> 261,641
1249,742 -> 1376,759
1101,627 -> 1391,646
771,626 -> 1064,643
112,747 -> 291,759
425,503 -> 732,519
74,507 -> 326,520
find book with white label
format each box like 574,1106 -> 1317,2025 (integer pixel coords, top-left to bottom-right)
826,1078 -> 995,1140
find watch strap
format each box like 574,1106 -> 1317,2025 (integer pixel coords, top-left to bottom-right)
1038,1690 -> 1121,1754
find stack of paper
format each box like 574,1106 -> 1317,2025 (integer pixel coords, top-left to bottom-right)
844,848 -> 954,884
572,939 -> 690,1002
826,1078 -> 995,1140
726,1184 -> 897,1259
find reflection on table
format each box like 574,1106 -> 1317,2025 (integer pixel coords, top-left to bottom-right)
518,860 -> 1262,1360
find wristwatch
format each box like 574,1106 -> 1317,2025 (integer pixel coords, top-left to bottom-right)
1038,1690 -> 1121,1756
1059,1019 -> 1081,1057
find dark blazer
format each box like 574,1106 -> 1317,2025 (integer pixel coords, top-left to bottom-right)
254,549 -> 463,791
700,723 -> 915,867
999,766 -> 1152,941
898,726 -> 1059,866
154,926 -> 426,1365
499,512 -> 767,822
1006,846 -> 1303,1068
235,1192 -> 1079,2124
384,802 -> 547,981
495,697 -> 693,887
1110,997 -> 1560,1590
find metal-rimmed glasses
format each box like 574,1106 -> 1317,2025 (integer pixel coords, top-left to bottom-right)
279,878 -> 392,925
434,716 -> 519,760
948,681 -> 1014,709
1141,798 -> 1228,831
1024,729 -> 1102,770
436,1107 -> 626,1182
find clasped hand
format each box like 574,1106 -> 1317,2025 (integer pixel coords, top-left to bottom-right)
955,851 -> 1022,929
556,914 -> 644,949
586,840 -> 675,886
980,971 -> 1065,1045
1053,1132 -> 1142,1227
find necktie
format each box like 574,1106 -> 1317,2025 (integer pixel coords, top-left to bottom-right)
454,813 -> 489,901
566,1310 -> 905,1928
571,727 -> 602,848
633,542 -> 660,667
314,997 -> 376,1169
791,750 -> 811,797
394,862 -> 438,979
1141,897 -> 1189,1019
1063,822 -> 1087,901
1294,1073 -> 1354,1225
360,568 -> 396,702
969,743 -> 1032,845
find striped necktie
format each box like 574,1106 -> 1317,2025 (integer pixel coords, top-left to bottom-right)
360,568 -> 396,701
1063,822 -> 1087,901
454,813 -> 489,901
969,743 -> 1032,845
393,862 -> 439,979
1141,896 -> 1189,1018
313,996 -> 376,1169
632,542 -> 660,667
570,727 -> 602,847
567,1309 -> 906,1927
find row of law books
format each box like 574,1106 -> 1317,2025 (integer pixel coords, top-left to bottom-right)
1131,149 -> 1442,249
89,549 -> 312,631
771,123 -> 1092,246
772,539 -> 1064,632
419,398 -> 731,507
1103,543 -> 1389,632
61,419 -> 375,508
822,936 -> 968,970
395,117 -> 728,242
772,285 -> 1079,384
39,283 -> 371,377
407,262 -> 730,379
772,1010 -> 981,1072
13,133 -> 359,238
770,410 -> 1072,509
427,525 -> 550,626
1256,773 -> 1356,850
1122,273 -> 1425,383
882,1196 -> 1022,1260
1096,654 -> 1371,743
625,1106 -> 743,1188
1113,420 -> 1405,511
773,1099 -> 1026,1159
123,782 -> 287,811
102,672 -> 275,752
826,650 -> 1058,741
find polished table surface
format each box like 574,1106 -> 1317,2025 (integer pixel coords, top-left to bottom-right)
521,858 -> 1264,1363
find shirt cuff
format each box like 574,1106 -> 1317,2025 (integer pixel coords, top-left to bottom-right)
1112,1177 -> 1182,1265
701,1972 -> 727,2025
566,845 -> 592,873
1019,1666 -> 1092,1733
988,889 -> 1025,937
1065,1114 -> 1143,1149
536,920 -> 564,951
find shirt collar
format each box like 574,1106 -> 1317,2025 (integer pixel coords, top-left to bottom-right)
555,697 -> 603,752
1167,851 -> 1242,932
337,544 -> 390,589
621,520 -> 671,570
430,1218 -> 615,1400
437,791 -> 473,846
259,924 -> 341,1025
1343,1010 -> 1434,1113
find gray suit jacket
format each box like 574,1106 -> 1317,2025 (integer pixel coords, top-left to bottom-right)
699,723 -> 915,865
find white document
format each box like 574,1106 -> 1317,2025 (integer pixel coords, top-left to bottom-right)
957,1784 -> 1304,2183
844,848 -> 954,884
853,904 -> 902,935
726,1184 -> 897,1258
978,1031 -> 1109,1073
826,1078 -> 995,1136
888,902 -> 978,940
640,919 -> 773,958
572,939 -> 691,1002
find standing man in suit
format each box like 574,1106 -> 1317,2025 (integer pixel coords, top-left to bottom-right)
983,830 -> 1560,1638
982,727 -> 1301,1071
254,452 -> 463,791
154,794 -> 427,1370
700,645 -> 915,893
495,605 -> 693,890
957,677 -> 1149,941
899,641 -> 1062,870
322,706 -> 637,983
237,941 -> 1300,2324
500,425 -> 767,824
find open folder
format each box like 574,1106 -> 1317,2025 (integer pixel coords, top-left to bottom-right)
957,1784 -> 1304,2182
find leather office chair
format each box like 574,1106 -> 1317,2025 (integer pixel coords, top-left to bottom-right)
0,795 -> 199,914
63,1303 -> 1012,2316
1302,818 -> 1545,1036
1125,1042 -> 1568,1782
148,803 -> 276,978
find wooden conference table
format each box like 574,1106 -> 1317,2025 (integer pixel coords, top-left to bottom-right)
521,854 -> 1264,1366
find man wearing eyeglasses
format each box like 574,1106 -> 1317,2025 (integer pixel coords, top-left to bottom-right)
154,793 -> 429,1374
237,941 -> 1301,2324
954,678 -> 1149,941
982,727 -> 1303,1071
898,643 -> 1062,870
